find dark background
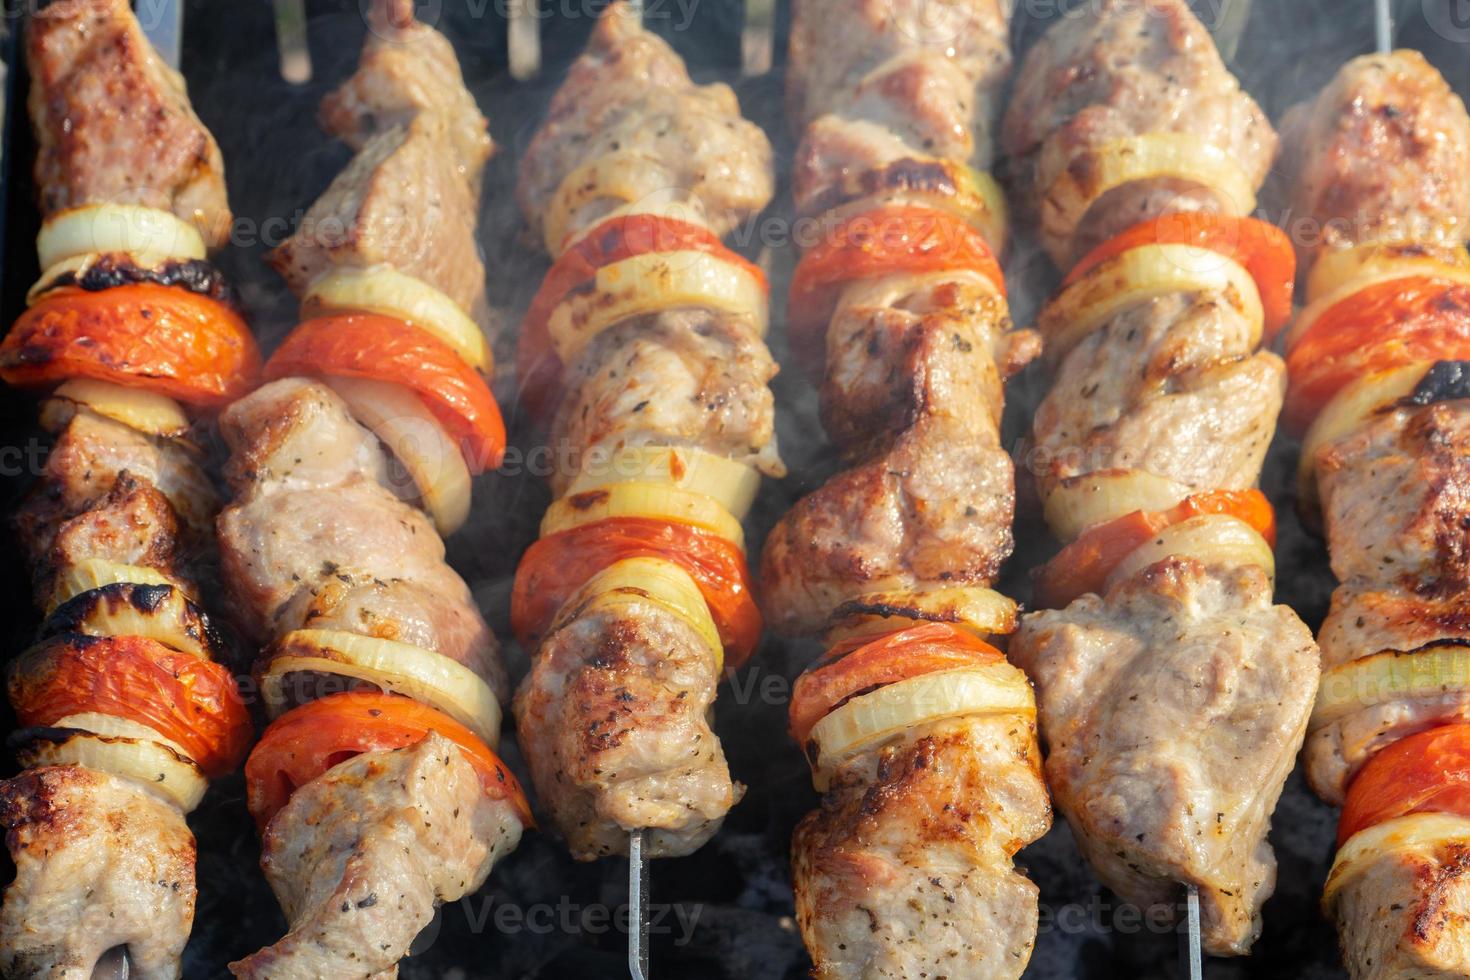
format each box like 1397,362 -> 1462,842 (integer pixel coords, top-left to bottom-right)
2,0 -> 1468,976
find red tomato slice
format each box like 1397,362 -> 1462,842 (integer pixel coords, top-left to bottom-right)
1064,214 -> 1296,340
511,515 -> 762,671
1338,722 -> 1470,847
244,690 -> 532,832
265,313 -> 506,473
1284,277 -> 1470,433
787,204 -> 1006,375
0,284 -> 260,407
518,214 -> 767,422
788,623 -> 1005,747
9,633 -> 251,778
1034,488 -> 1277,609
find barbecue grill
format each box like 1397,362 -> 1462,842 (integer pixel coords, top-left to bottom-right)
0,1 -> 1463,977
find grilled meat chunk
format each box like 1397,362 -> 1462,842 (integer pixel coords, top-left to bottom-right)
1029,291 -> 1284,502
793,714 -> 1050,980
514,592 -> 736,859
1010,557 -> 1320,955
549,308 -> 784,496
27,0 -> 231,246
761,274 -> 1037,635
1001,0 -> 1276,265
42,474 -> 183,600
516,3 -> 774,248
231,735 -> 523,980
0,765 -> 195,980
1280,50 -> 1470,266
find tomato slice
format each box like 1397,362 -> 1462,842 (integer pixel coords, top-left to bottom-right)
245,690 -> 532,832
1064,214 -> 1296,340
518,214 -> 767,422
0,284 -> 261,407
788,623 -> 1005,746
512,515 -> 762,670
1338,722 -> 1470,847
9,633 -> 251,778
787,204 -> 1006,375
1034,488 -> 1277,609
1284,277 -> 1470,433
265,313 -> 506,473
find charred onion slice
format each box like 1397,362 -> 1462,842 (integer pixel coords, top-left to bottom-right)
512,516 -> 761,670
541,482 -> 745,551
245,691 -> 533,832
1038,242 -> 1263,367
542,150 -> 677,257
325,376 -> 473,535
1039,134 -> 1257,265
1324,812 -> 1470,909
1336,724 -> 1470,848
1313,646 -> 1470,734
39,378 -> 191,440
545,249 -> 769,364
11,723 -> 208,812
1042,469 -> 1192,543
0,284 -> 261,407
1105,514 -> 1275,591
37,204 -> 205,271
46,558 -> 182,616
563,445 -> 761,521
303,265 -> 491,373
259,628 -> 501,746
1306,241 -> 1470,306
822,586 -> 1019,648
43,581 -> 219,661
807,663 -> 1035,791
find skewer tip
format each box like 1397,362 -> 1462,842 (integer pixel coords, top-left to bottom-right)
629,828 -> 651,980
1180,882 -> 1203,980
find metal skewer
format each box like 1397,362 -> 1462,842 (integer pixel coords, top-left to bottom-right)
628,828 -> 651,980
1375,0 -> 1393,53
273,0 -> 312,84
1179,884 -> 1203,980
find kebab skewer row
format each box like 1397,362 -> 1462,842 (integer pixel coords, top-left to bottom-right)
1273,47 -> 1470,979
202,6 -> 529,975
0,2 -> 258,975
998,0 -> 1321,956
751,1 -> 1056,975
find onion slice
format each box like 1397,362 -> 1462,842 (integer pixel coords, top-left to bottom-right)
39,378 -> 191,440
1285,266 -> 1470,354
47,559 -> 181,616
1307,242 -> 1470,306
563,445 -> 761,521
1104,514 -> 1275,591
1311,644 -> 1470,733
11,723 -> 208,812
544,151 -> 677,257
823,586 -> 1019,648
1324,812 -> 1470,910
541,481 -> 745,552
1042,469 -> 1191,543
44,582 -> 218,661
38,204 -> 205,271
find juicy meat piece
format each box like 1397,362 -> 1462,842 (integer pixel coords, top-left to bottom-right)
793,714 -> 1050,979
1010,558 -> 1320,955
549,308 -> 784,497
1329,833 -> 1470,980
514,593 -> 737,859
268,115 -> 488,324
0,765 -> 196,980
40,474 -> 182,605
27,0 -> 230,246
1317,401 -> 1470,592
218,380 -> 504,699
1001,0 -> 1276,264
516,3 -> 774,248
1280,50 -> 1470,267
1029,291 -> 1284,502
760,274 -> 1038,635
231,735 -> 523,979
1317,583 -> 1470,671
319,0 -> 493,191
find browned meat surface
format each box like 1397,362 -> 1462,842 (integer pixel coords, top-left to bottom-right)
0,765 -> 195,980
1001,0 -> 1276,265
1317,583 -> 1470,671
27,0 -> 230,246
1329,831 -> 1470,980
1280,50 -> 1470,268
217,379 -> 504,699
761,274 -> 1038,635
787,0 -> 1010,214
1010,558 -> 1320,955
549,308 -> 784,496
516,3 -> 773,249
41,474 -> 183,601
319,0 -> 493,191
231,735 -> 523,980
1029,291 -> 1284,503
514,592 -> 736,859
793,714 -> 1050,979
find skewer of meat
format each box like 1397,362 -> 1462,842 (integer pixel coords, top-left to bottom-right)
757,1 -> 1051,975
0,1 -> 258,975
1276,41 -> 1470,979
211,4 -> 530,975
507,0 -> 780,884
1000,0 -> 1321,956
